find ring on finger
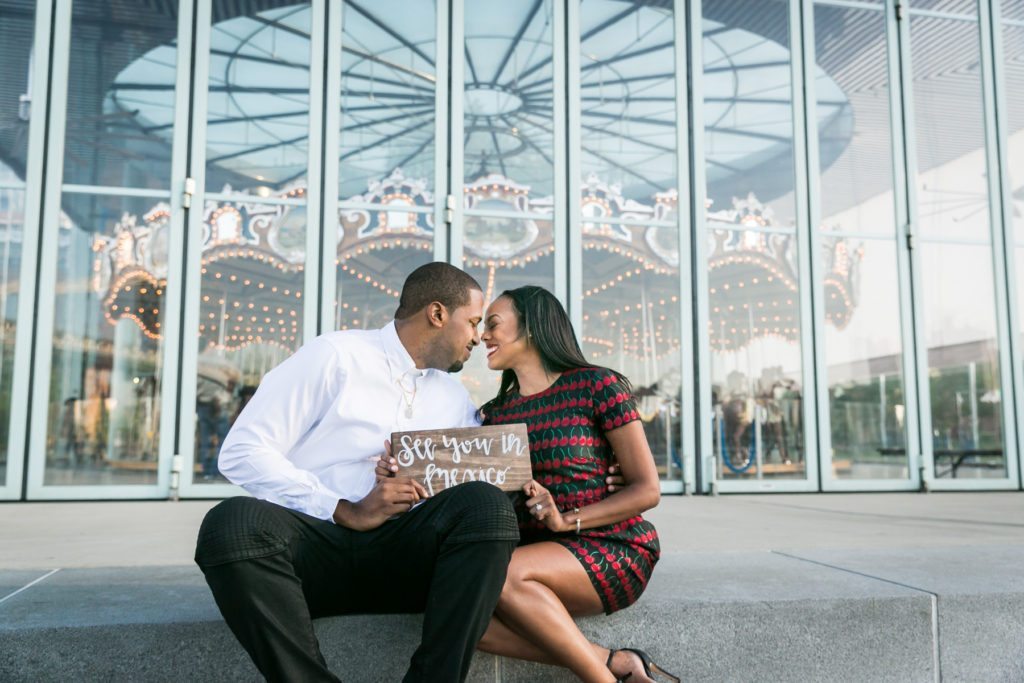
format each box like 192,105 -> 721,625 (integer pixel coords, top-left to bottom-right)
534,503 -> 543,512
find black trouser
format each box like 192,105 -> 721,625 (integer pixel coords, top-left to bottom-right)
195,481 -> 519,683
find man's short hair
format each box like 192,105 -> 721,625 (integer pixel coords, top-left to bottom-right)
394,262 -> 483,320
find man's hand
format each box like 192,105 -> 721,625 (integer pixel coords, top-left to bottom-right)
333,476 -> 429,531
606,462 -> 627,492
374,439 -> 398,481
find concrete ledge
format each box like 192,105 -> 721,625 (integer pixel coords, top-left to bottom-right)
2,548 -> 1022,681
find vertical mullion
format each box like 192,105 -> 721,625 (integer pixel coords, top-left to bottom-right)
567,1 -> 582,332
978,0 -> 1021,487
791,0 -> 819,490
5,0 -> 56,498
989,0 -> 1024,489
434,0 -> 450,264
894,2 -> 933,488
177,0 -> 216,497
448,0 -> 465,267
305,0 -> 326,342
553,0 -> 568,308
25,0 -> 72,497
802,0 -> 832,489
673,0 -> 694,493
321,0 -> 342,333
689,0 -> 713,493
156,0 -> 199,497
887,0 -> 922,490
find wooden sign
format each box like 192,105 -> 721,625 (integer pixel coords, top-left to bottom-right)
390,424 -> 532,495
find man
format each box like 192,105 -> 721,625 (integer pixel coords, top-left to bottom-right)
195,262 -> 519,682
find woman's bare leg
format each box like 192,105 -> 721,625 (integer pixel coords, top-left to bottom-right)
484,542 -> 616,682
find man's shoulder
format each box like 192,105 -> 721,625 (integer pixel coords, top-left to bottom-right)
315,328 -> 383,353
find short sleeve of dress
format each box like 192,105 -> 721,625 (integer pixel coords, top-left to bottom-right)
591,368 -> 640,432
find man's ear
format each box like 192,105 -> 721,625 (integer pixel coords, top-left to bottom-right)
426,301 -> 448,328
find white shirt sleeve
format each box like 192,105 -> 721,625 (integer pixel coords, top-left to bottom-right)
218,336 -> 349,520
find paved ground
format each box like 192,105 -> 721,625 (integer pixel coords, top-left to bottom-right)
1,492 -> 1022,681
1,492 -> 1021,569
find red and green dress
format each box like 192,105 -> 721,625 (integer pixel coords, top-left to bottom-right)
483,366 -> 660,614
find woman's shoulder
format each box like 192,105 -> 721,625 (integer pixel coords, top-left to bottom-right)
570,365 -> 626,387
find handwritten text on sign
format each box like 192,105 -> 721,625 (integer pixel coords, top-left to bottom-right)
390,424 -> 532,495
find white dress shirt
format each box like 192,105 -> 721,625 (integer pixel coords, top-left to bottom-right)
218,321 -> 481,520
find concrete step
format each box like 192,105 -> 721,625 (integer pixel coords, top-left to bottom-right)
1,547 -> 1022,682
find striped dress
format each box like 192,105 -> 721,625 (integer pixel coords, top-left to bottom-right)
483,366 -> 660,614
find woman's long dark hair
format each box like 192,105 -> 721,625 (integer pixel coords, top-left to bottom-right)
484,286 -> 630,410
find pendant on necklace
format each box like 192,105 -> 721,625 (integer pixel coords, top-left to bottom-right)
405,405 -> 414,419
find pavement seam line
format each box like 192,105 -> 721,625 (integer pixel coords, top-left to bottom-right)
771,551 -> 942,683
737,500 -> 1024,530
0,568 -> 61,606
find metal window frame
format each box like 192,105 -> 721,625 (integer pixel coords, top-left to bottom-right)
179,0 -> 327,498
2,0 -> 55,500
671,0 -> 694,495
25,0 -> 189,499
689,0 -> 713,493
898,0 -> 1019,491
811,0 -> 920,492
990,0 -> 1024,490
698,0 -> 819,494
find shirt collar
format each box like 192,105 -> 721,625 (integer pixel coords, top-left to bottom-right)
382,321 -> 424,383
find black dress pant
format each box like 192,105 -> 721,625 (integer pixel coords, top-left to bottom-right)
195,481 -> 519,683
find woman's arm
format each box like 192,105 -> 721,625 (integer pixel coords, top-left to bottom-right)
528,420 -> 661,533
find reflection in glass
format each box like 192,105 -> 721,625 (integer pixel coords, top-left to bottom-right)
707,225 -> 805,479
703,0 -> 806,480
813,2 -> 908,480
339,0 -> 438,200
68,0 -> 179,189
1000,4 -> 1024,445
463,0 -> 554,197
0,179 -> 23,484
46,195 -> 166,485
192,196 -> 307,484
579,0 -> 682,482
822,239 -> 907,479
203,2 -> 312,194
910,11 -> 1006,478
0,0 -> 35,485
461,0 -> 556,402
335,2 -> 438,335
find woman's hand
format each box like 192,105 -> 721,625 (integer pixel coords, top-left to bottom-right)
523,480 -> 570,533
373,439 -> 398,481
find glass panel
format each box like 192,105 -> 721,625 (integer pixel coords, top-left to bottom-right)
909,10 -> 1006,478
335,1 -> 438,336
823,239 -> 908,479
66,0 -> 179,189
45,195 -> 167,485
204,2 -> 312,195
1002,4 -> 1024,450
0,0 -> 35,486
461,0 -> 556,404
192,197 -> 306,484
578,0 -> 682,482
813,2 -> 909,480
707,228 -> 805,480
703,0 -> 807,481
339,0 -> 437,201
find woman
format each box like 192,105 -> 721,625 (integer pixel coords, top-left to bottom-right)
476,286 -> 674,682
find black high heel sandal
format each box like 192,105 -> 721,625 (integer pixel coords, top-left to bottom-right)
606,647 -> 680,683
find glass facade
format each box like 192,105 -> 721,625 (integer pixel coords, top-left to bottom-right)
1,0 -> 1022,499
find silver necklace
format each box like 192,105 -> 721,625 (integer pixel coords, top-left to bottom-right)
396,372 -> 418,418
